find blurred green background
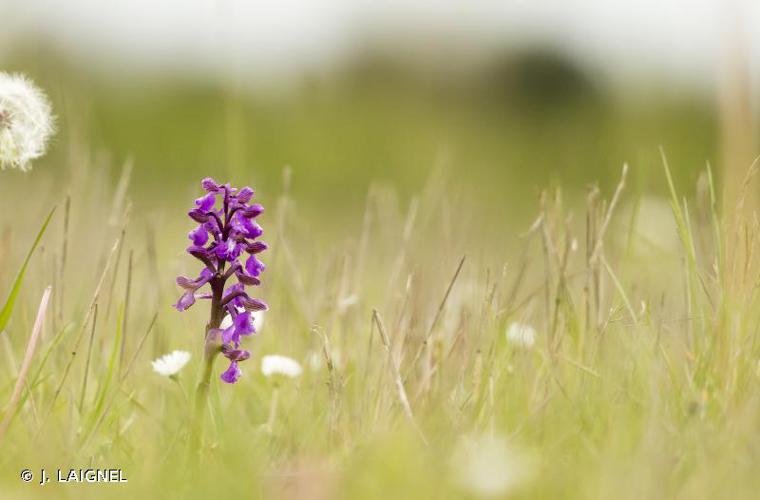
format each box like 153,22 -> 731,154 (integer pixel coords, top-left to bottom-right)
2,39 -> 718,229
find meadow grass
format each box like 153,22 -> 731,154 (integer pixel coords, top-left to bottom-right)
0,151 -> 759,500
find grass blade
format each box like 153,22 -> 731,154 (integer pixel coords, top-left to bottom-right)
0,206 -> 56,333
85,305 -> 123,435
0,286 -> 52,444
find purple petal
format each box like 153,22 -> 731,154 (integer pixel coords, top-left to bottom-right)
236,187 -> 254,204
213,241 -> 228,260
214,239 -> 241,261
235,269 -> 261,286
241,204 -> 264,218
175,276 -> 197,290
202,178 -> 220,192
188,209 -> 210,223
203,218 -> 221,237
222,345 -> 251,362
220,361 -> 242,383
173,290 -> 196,311
187,245 -> 210,258
245,255 -> 265,277
188,225 -> 209,246
176,268 -> 214,290
245,241 -> 268,254
187,246 -> 217,270
234,311 -> 255,337
223,283 -> 244,298
195,193 -> 216,212
236,213 -> 263,239
197,267 -> 214,284
221,325 -> 237,345
229,246 -> 243,262
240,296 -> 268,312
176,276 -> 195,289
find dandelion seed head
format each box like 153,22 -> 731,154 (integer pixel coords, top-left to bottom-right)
261,354 -> 303,378
0,72 -> 55,171
506,322 -> 536,348
151,350 -> 191,377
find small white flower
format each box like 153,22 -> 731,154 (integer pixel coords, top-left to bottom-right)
506,322 -> 536,349
451,433 -> 535,496
151,350 -> 191,377
261,354 -> 303,378
220,307 -> 264,331
0,73 -> 55,171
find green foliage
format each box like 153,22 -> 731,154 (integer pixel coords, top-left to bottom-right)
0,206 -> 55,334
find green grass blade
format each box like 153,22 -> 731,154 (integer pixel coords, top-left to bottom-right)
16,323 -> 74,411
0,206 -> 56,333
87,305 -> 123,430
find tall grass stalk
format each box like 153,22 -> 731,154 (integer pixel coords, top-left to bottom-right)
0,286 -> 51,444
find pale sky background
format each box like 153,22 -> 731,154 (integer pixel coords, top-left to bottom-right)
2,0 -> 759,90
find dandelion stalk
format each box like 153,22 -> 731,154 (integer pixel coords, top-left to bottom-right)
265,385 -> 279,432
260,355 -> 302,433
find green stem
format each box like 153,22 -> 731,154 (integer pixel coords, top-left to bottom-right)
188,269 -> 224,456
266,385 -> 279,432
189,345 -> 217,453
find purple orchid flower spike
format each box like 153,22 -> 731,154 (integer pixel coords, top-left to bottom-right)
174,178 -> 268,385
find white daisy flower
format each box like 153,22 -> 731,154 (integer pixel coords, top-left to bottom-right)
261,354 -> 303,378
451,433 -> 535,496
151,350 -> 191,377
0,73 -> 55,171
506,322 -> 536,349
